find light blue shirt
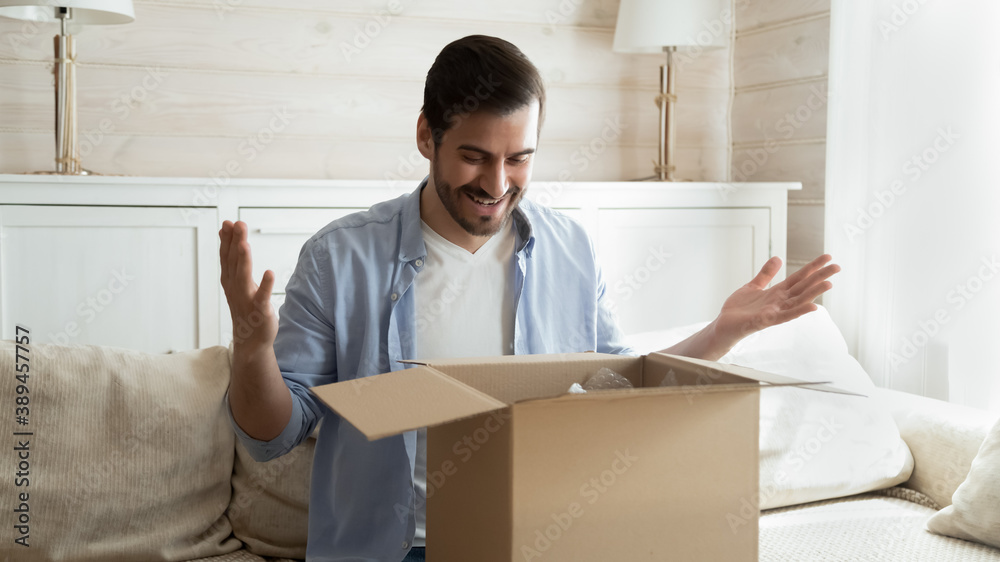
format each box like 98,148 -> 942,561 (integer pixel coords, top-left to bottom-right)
227,177 -> 635,562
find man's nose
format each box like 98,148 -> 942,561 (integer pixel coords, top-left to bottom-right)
480,161 -> 509,199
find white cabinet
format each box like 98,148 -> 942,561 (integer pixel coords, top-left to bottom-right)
527,181 -> 785,335
239,207 -> 365,296
238,207 -> 366,320
0,204 -> 218,353
596,208 -> 770,334
0,175 -> 797,353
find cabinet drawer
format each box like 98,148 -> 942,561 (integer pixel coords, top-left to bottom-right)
239,208 -> 365,293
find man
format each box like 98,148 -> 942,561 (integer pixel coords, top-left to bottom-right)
219,35 -> 838,562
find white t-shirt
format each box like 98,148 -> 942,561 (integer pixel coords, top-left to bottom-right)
411,218 -> 516,546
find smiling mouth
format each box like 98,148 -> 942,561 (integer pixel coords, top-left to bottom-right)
467,192 -> 504,207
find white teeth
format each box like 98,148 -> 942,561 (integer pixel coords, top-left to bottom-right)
471,195 -> 500,206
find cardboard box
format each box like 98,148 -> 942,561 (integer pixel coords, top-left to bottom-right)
311,352 -> 855,562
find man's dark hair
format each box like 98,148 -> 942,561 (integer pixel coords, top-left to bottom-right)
422,35 -> 546,146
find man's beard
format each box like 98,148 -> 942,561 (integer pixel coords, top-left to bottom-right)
432,159 -> 524,237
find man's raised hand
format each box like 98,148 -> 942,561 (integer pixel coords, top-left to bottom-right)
219,220 -> 278,352
713,254 -> 841,347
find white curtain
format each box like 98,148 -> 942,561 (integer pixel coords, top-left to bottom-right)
825,0 -> 1000,409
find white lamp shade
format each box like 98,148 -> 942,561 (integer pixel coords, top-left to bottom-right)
613,0 -> 728,53
0,0 -> 134,24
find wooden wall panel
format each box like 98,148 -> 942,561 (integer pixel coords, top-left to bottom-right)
157,0 -> 623,29
0,132 -> 725,183
735,16 -> 830,88
0,5 -> 659,88
731,0 -> 831,267
731,79 -> 828,145
0,64 -> 729,147
730,141 -> 826,202
787,203 -> 825,264
0,0 -> 731,181
735,0 -> 830,33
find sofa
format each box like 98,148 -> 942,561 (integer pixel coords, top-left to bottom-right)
759,386 -> 1000,561
1,332 -> 998,562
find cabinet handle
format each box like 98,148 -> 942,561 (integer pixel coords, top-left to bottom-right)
252,227 -> 317,235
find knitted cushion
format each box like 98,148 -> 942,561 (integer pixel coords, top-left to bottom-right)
0,340 -> 240,561
926,416 -> 1000,549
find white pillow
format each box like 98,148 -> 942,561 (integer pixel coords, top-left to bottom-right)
625,306 -> 914,510
926,416 -> 1000,548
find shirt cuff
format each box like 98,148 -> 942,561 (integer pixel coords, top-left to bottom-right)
225,387 -> 305,462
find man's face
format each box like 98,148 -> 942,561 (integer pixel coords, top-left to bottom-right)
426,100 -> 539,237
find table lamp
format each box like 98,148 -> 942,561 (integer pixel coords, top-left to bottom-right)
0,1 -> 135,175
613,0 -> 728,181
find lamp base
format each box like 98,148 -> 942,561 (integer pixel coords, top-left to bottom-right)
655,47 -> 679,181
24,169 -> 96,176
628,174 -> 691,182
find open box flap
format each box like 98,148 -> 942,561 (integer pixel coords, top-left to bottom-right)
649,352 -> 866,397
310,366 -> 508,440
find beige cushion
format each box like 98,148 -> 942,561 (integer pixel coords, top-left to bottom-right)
0,340 -> 240,561
875,387 -> 997,508
228,435 -> 314,558
761,490 -> 1000,561
224,341 -> 313,558
188,553 -> 301,562
926,416 -> 1000,549
189,553 -> 266,562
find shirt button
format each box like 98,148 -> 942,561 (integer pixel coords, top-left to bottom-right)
402,541 -> 409,549
391,293 -> 399,301
414,259 -> 423,267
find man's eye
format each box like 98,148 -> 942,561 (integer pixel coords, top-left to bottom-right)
464,156 -> 485,164
508,157 -> 529,165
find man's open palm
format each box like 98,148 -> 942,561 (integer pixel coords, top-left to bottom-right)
715,254 -> 840,345
219,220 -> 278,351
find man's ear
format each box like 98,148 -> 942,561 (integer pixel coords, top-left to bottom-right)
416,113 -> 435,159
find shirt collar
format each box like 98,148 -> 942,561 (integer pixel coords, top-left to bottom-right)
400,175 -> 535,262
399,177 -> 428,263
511,206 -> 534,256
